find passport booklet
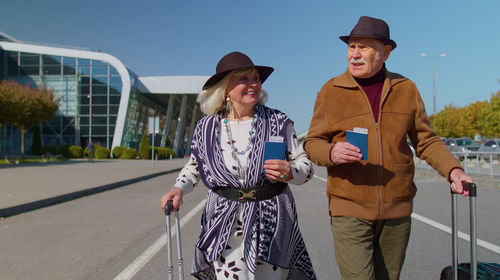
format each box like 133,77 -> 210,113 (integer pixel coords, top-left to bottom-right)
262,140 -> 286,173
346,127 -> 368,160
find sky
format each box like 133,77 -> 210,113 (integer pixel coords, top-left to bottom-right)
1,0 -> 500,134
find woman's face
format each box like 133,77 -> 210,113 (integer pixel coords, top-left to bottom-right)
226,68 -> 261,107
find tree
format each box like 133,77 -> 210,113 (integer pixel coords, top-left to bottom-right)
430,105 -> 461,138
480,91 -> 500,138
139,129 -> 150,159
430,91 -> 500,139
0,80 -> 59,156
0,80 -> 21,155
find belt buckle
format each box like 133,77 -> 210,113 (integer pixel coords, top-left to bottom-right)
238,190 -> 256,201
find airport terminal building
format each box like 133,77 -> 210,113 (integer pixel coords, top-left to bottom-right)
0,32 -> 208,157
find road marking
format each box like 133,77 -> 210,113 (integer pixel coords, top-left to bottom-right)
313,174 -> 327,182
411,213 -> 500,255
414,178 -> 439,183
113,199 -> 206,280
313,174 -> 500,255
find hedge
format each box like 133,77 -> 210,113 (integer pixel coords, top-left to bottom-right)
121,148 -> 137,159
151,147 -> 176,159
68,145 -> 82,158
112,146 -> 125,159
95,147 -> 110,159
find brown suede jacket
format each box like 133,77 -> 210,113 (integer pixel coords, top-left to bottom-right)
304,70 -> 462,220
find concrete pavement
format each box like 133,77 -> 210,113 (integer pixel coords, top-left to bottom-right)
0,158 -> 188,218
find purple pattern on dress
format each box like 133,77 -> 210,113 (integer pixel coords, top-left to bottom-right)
190,105 -> 316,279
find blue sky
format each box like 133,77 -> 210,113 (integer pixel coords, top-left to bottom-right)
2,0 -> 499,133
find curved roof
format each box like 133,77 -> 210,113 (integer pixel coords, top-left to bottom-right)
137,76 -> 209,94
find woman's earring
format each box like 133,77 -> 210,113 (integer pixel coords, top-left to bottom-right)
226,97 -> 231,113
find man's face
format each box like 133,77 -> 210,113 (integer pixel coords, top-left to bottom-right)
347,37 -> 391,78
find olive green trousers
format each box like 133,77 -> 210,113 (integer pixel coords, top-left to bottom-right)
331,216 -> 411,280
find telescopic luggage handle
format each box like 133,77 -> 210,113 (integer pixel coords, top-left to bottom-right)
164,201 -> 184,280
450,181 -> 477,280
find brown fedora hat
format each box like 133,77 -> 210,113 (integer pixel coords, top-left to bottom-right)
339,16 -> 397,50
202,51 -> 274,90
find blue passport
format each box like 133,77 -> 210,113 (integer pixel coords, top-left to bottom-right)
262,141 -> 286,173
346,130 -> 368,160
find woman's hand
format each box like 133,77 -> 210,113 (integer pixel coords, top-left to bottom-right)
160,187 -> 183,211
264,159 -> 293,182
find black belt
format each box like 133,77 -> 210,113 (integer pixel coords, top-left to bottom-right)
212,182 -> 287,202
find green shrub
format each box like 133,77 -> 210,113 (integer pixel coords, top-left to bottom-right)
41,145 -> 57,155
58,144 -> 71,158
95,147 -> 110,159
68,145 -> 82,158
121,148 -> 137,159
146,147 -> 153,159
139,131 -> 150,159
154,147 -> 176,159
112,146 -> 125,158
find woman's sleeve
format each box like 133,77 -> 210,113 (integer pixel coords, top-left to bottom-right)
286,122 -> 314,185
172,154 -> 200,194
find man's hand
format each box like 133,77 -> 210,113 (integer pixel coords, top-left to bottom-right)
330,142 -> 363,165
449,168 -> 474,197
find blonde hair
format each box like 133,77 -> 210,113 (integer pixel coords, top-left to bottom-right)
197,68 -> 268,115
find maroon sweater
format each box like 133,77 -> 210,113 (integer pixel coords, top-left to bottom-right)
354,65 -> 386,122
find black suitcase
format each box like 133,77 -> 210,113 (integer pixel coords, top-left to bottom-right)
440,262 -> 500,280
439,182 -> 500,280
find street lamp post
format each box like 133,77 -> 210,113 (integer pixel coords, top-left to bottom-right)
421,53 -> 446,114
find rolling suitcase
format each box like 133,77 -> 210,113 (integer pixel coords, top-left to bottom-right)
439,182 -> 500,280
164,201 -> 184,280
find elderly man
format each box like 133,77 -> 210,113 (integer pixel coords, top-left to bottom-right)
304,16 -> 473,279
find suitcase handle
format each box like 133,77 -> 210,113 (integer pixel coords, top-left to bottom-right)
450,181 -> 477,197
165,200 -> 173,216
450,181 -> 477,280
165,200 -> 180,216
164,200 -> 184,280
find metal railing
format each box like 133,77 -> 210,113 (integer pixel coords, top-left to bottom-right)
414,152 -> 500,177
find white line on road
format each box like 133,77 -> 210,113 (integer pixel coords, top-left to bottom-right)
313,174 -> 500,255
313,174 -> 327,182
411,213 -> 500,255
113,199 -> 206,280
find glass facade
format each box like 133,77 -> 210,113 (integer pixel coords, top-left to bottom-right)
0,49 -> 122,155
122,89 -> 166,149
0,39 -> 205,158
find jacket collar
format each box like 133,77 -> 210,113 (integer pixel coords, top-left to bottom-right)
332,68 -> 407,89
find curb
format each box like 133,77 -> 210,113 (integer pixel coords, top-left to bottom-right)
0,168 -> 182,219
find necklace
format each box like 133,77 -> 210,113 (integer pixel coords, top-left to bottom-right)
223,114 -> 256,180
223,116 -> 256,155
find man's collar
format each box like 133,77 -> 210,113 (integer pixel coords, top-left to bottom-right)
332,68 -> 407,89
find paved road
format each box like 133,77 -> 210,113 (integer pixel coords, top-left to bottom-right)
0,165 -> 498,279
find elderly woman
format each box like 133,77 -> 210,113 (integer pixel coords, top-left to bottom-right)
160,51 -> 316,280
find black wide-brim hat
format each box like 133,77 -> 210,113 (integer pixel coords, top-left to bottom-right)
202,51 -> 274,90
339,16 -> 397,50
